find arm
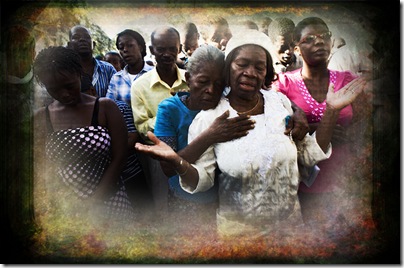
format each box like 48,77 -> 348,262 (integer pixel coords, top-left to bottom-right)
315,77 -> 366,152
105,75 -> 118,100
120,101 -> 142,149
131,86 -> 156,143
92,99 -> 128,200
285,101 -> 310,141
308,122 -> 349,145
178,110 -> 253,164
161,110 -> 254,177
273,73 -> 310,141
135,131 -> 200,190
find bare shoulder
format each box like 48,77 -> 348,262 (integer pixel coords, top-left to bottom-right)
98,97 -> 121,121
98,97 -> 118,109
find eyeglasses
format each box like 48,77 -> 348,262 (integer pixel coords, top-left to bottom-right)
297,31 -> 332,45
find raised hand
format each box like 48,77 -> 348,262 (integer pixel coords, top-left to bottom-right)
326,77 -> 366,111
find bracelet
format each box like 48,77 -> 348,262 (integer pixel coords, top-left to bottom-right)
176,158 -> 190,176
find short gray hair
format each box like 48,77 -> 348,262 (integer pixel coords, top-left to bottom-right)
186,45 -> 224,75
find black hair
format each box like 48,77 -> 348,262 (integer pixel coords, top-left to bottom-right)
224,44 -> 277,88
293,17 -> 329,44
115,29 -> 147,59
267,17 -> 295,43
33,46 -> 82,86
243,20 -> 259,31
209,17 -> 232,43
105,51 -> 121,57
68,25 -> 90,40
184,22 -> 198,37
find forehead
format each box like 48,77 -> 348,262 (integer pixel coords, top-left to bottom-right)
118,34 -> 138,43
193,61 -> 223,75
105,54 -> 120,59
153,30 -> 180,44
71,27 -> 91,37
235,44 -> 267,58
300,24 -> 329,36
41,69 -> 79,86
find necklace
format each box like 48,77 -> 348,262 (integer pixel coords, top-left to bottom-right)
237,94 -> 261,115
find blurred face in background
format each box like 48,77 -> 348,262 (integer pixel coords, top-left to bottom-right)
105,52 -> 123,71
273,34 -> 294,66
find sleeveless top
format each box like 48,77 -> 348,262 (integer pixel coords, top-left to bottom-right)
45,98 -> 135,221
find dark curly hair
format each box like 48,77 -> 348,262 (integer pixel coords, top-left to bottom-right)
33,46 -> 82,87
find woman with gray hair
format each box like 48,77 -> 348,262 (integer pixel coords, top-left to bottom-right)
136,30 -> 366,238
152,44 -> 254,220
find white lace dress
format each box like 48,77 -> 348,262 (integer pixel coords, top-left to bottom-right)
180,89 -> 331,237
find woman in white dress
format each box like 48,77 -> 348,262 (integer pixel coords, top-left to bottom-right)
135,30 -> 366,238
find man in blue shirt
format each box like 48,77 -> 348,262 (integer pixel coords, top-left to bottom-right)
68,25 -> 116,97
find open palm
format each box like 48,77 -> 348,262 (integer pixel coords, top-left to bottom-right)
326,77 -> 366,110
134,131 -> 177,162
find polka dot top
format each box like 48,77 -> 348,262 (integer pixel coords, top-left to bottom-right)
44,98 -> 135,220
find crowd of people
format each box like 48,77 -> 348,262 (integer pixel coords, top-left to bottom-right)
32,16 -> 371,238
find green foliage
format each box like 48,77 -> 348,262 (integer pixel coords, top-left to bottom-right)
32,4 -> 114,57
88,23 -> 115,56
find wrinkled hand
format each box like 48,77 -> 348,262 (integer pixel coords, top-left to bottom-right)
209,110 -> 255,143
285,106 -> 309,141
135,131 -> 177,162
327,77 -> 366,110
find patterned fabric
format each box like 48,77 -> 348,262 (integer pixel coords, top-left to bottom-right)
46,125 -> 112,198
295,70 -> 337,122
45,98 -> 135,220
92,59 -> 116,97
113,99 -> 142,181
182,89 -> 331,236
274,68 -> 356,127
114,99 -> 136,133
106,63 -> 154,106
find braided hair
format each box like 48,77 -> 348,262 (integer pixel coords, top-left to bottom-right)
33,46 -> 82,87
